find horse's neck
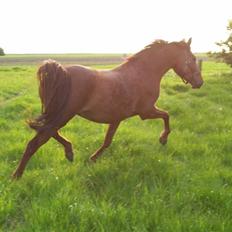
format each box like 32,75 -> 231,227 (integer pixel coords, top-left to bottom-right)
119,45 -> 176,83
143,46 -> 176,82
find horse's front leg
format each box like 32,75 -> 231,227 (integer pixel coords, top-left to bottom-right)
90,121 -> 120,162
12,130 -> 54,179
140,107 -> 170,144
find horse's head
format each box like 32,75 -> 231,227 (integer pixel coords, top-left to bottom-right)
173,38 -> 203,89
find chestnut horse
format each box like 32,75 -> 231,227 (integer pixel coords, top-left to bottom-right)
13,38 -> 203,178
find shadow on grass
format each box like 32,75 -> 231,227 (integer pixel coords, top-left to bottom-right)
172,84 -> 189,93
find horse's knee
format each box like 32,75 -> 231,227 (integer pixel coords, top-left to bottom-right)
139,108 -> 169,120
162,113 -> 169,121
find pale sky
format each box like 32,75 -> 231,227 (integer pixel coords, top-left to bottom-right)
0,0 -> 231,54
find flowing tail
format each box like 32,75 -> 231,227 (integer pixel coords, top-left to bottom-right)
28,59 -> 71,131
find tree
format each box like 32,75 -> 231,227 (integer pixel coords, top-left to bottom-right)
0,47 -> 5,56
209,20 -> 232,67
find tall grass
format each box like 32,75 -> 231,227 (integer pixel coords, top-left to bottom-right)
0,62 -> 232,231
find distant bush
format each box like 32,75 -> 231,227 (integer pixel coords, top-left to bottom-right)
208,20 -> 232,67
0,47 -> 5,56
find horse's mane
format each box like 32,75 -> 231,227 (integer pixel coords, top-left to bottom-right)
127,39 -> 185,62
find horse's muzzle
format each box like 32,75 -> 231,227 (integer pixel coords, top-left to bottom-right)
192,80 -> 203,89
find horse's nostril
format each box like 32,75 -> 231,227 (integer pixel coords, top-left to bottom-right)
192,80 -> 203,89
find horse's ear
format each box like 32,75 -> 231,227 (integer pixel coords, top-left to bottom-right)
187,38 -> 192,46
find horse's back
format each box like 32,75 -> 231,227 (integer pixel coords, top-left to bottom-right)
66,65 -> 97,112
67,65 -> 97,83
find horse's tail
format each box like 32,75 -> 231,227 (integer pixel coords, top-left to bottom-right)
28,59 -> 71,131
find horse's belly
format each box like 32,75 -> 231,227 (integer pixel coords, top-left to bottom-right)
77,112 -> 114,123
77,105 -> 135,124
76,78 -> 137,123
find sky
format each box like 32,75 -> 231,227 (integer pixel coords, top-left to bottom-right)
0,0 -> 232,54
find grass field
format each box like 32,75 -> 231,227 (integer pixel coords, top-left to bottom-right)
0,60 -> 232,231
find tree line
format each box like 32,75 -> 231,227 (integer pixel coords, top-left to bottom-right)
0,47 -> 4,56
209,20 -> 232,67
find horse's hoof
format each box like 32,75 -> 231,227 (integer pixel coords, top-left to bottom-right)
89,156 -> 97,163
159,137 -> 167,145
65,151 -> 74,162
11,172 -> 21,180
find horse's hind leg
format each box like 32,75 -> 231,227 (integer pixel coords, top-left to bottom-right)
90,121 -> 120,162
12,129 -> 55,179
53,131 -> 74,162
140,107 -> 170,144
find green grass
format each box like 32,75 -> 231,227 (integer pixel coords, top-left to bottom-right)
0,61 -> 232,231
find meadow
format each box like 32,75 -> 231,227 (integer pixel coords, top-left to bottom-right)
0,59 -> 232,231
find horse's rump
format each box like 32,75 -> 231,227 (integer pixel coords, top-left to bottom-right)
28,59 -> 71,131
